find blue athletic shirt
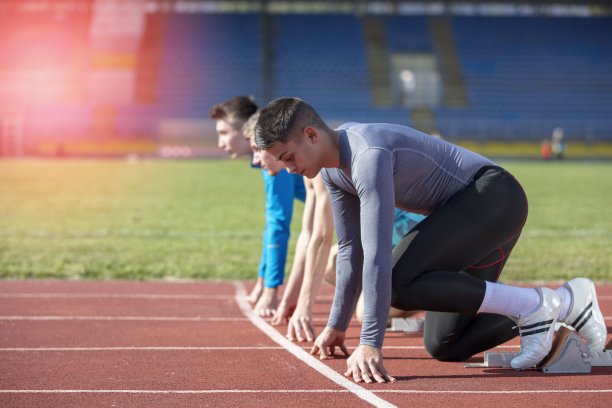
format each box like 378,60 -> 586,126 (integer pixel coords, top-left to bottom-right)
258,169 -> 306,288
321,123 -> 495,348
392,208 -> 425,247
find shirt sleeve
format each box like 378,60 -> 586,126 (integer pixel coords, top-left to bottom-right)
324,171 -> 364,333
261,169 -> 295,288
352,148 -> 396,348
353,149 -> 395,348
257,227 -> 267,279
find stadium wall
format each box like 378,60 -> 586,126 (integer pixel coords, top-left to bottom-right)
0,1 -> 611,158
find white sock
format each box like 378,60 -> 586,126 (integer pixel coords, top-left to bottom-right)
555,285 -> 572,321
477,281 -> 541,317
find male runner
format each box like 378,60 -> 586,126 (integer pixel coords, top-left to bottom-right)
245,113 -> 426,341
254,97 -> 607,383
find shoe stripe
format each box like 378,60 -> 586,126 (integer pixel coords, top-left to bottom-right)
522,327 -> 553,337
571,301 -> 592,328
574,310 -> 592,332
521,319 -> 554,331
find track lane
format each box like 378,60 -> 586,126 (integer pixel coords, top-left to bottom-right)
0,280 -> 610,407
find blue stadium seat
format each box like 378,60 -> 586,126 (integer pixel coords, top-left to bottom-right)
438,16 -> 612,141
156,13 -> 263,116
7,11 -> 611,144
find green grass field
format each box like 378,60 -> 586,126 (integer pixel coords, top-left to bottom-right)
0,158 -> 610,283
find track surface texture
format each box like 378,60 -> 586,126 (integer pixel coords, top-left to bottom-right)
1,280 -> 611,407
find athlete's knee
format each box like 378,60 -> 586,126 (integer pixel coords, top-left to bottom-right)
425,339 -> 472,362
390,286 -> 411,310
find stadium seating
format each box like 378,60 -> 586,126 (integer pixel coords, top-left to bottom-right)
156,13 -> 263,117
3,10 -> 611,147
438,16 -> 612,140
272,14 -> 373,122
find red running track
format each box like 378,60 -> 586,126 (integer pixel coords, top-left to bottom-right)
0,280 -> 611,407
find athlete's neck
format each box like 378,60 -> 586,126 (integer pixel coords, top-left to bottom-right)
321,129 -> 341,168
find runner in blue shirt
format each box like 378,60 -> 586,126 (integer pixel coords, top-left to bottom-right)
257,164 -> 305,315
209,96 -> 305,316
255,97 -> 607,383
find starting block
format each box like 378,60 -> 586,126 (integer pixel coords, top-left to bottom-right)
387,317 -> 425,332
464,326 -> 612,373
463,350 -> 518,368
538,326 -> 590,373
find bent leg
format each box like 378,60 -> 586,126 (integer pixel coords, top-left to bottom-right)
424,310 -> 516,361
391,167 -> 526,360
423,239 -> 519,361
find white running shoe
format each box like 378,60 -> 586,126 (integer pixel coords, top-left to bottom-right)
510,287 -> 562,370
561,278 -> 607,351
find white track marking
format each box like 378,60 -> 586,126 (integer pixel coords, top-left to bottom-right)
0,315 -> 608,322
0,347 -> 286,351
234,282 -> 397,408
374,390 -> 612,394
0,293 -> 233,300
0,346 -> 321,352
0,292 -> 334,301
0,390 -> 346,394
0,292 -> 608,301
0,316 -> 247,321
0,345 -> 523,352
1,389 -> 611,395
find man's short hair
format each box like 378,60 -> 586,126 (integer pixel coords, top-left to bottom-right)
208,96 -> 258,128
242,110 -> 260,141
255,97 -> 323,150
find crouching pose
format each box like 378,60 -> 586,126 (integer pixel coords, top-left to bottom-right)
255,97 -> 607,383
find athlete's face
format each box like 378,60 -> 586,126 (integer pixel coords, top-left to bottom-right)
249,136 -> 285,176
216,119 -> 250,158
265,129 -> 320,179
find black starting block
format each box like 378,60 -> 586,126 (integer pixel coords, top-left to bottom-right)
464,326 -> 612,373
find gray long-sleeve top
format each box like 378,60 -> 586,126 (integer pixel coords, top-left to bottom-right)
320,123 -> 495,348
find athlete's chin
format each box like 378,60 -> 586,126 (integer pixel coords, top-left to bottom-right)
302,169 -> 318,179
292,167 -> 316,178
263,166 -> 277,176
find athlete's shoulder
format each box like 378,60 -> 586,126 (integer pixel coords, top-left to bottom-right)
320,168 -> 332,184
344,122 -> 418,146
319,167 -> 346,188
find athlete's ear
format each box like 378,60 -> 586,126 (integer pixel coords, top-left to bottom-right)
303,126 -> 319,144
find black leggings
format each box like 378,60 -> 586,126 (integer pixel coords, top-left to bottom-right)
391,166 -> 528,361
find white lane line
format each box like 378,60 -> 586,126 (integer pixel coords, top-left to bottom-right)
0,345 -> 522,352
375,390 -> 612,394
0,294 -> 233,300
234,282 -> 397,408
0,389 -> 347,394
1,389 -> 611,395
0,316 -> 248,321
0,292 -> 608,301
0,347 -> 286,351
1,315 -> 609,322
